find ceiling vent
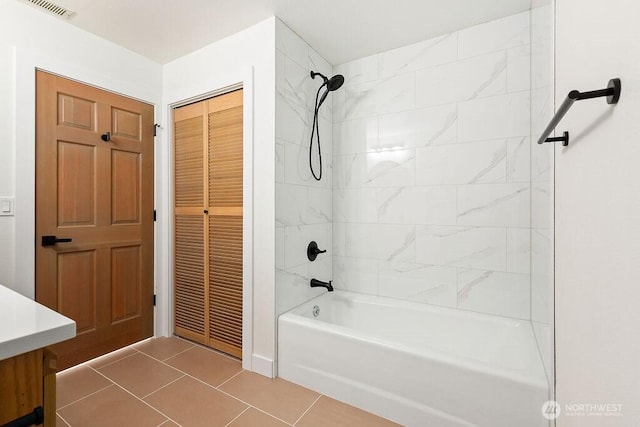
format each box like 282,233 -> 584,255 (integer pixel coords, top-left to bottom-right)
21,0 -> 75,18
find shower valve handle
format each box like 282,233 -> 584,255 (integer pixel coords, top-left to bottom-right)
307,241 -> 326,261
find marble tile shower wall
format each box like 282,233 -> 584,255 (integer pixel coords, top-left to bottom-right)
275,20 -> 334,315
332,12 -> 533,320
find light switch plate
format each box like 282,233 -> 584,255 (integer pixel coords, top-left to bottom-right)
0,197 -> 15,216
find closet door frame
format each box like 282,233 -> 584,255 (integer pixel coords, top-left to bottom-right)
167,75 -> 254,372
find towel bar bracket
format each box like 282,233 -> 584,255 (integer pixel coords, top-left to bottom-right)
541,131 -> 569,147
606,78 -> 622,104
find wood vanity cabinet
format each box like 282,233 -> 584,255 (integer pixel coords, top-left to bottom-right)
0,348 -> 57,426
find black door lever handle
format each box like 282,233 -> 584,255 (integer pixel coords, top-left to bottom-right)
42,235 -> 73,247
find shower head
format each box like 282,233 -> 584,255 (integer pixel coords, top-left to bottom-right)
326,74 -> 344,91
313,72 -> 345,108
311,71 -> 345,91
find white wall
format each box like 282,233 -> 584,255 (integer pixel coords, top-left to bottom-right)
331,12 -> 534,320
275,19 -> 333,316
556,0 -> 640,425
162,18 -> 277,377
0,2 -> 161,300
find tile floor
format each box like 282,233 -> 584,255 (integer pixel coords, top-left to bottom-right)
56,337 -> 399,427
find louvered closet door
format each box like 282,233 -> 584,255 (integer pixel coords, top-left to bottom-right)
207,92 -> 243,358
174,102 -> 207,344
173,90 -> 243,358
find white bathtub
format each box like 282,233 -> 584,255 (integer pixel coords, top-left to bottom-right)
278,291 -> 549,427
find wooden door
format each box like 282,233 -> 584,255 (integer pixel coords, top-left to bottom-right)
173,90 -> 243,358
35,71 -> 154,370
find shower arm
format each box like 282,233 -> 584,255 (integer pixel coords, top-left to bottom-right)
537,78 -> 621,147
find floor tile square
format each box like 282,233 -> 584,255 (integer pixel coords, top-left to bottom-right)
144,376 -> 247,427
56,366 -> 112,409
56,414 -> 70,426
297,395 -> 400,426
164,346 -> 242,387
219,371 -> 320,424
133,336 -> 194,361
227,408 -> 289,427
57,385 -> 166,427
97,352 -> 183,397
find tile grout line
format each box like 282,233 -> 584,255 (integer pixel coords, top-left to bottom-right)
57,345 -> 142,376
176,336 -> 243,364
223,407 -> 251,427
90,349 -> 142,371
158,345 -> 196,362
88,366 -> 184,427
56,383 -> 116,411
293,394 -> 323,426
142,374 -> 187,399
172,369 -> 248,404
215,369 -> 245,389
56,412 -> 72,427
243,405 -> 295,427
139,340 -> 240,368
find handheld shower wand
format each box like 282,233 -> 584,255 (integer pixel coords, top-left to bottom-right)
309,71 -> 345,181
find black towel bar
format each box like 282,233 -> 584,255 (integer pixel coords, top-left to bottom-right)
537,78 -> 621,146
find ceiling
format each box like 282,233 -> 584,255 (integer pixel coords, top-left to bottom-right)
19,0 -> 531,65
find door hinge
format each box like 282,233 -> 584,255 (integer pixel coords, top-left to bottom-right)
153,210 -> 157,221
153,124 -> 160,137
153,294 -> 156,306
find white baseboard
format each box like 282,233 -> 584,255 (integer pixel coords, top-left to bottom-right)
251,354 -> 275,378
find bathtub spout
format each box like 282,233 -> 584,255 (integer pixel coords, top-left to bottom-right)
310,278 -> 333,292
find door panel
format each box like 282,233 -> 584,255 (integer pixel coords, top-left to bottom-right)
111,150 -> 141,224
57,93 -> 96,130
111,246 -> 142,323
57,251 -> 97,334
36,71 -> 154,369
207,92 -> 243,358
57,141 -> 96,226
111,107 -> 142,140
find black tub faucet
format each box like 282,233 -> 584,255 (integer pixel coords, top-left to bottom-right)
310,278 -> 333,292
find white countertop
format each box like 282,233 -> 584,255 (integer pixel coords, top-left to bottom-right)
0,284 -> 76,361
